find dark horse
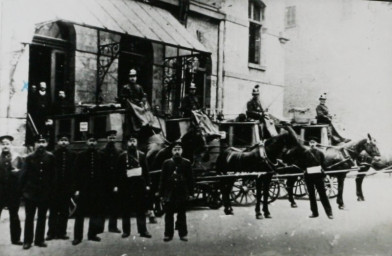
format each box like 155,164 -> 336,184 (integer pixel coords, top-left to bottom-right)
281,130 -> 380,209
322,134 -> 380,209
216,126 -> 298,219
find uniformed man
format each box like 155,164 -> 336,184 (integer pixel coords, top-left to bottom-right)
180,82 -> 200,117
246,85 -> 277,138
246,84 -> 265,120
302,137 -> 333,219
100,130 -> 121,233
46,134 -> 76,241
120,69 -> 146,107
316,93 -> 349,144
72,134 -> 105,245
21,135 -> 55,249
117,134 -> 152,239
0,135 -> 23,246
31,82 -> 51,135
159,142 -> 194,242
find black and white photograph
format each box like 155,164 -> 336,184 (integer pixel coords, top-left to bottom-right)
0,0 -> 392,255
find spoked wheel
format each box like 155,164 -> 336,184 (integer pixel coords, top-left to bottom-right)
206,185 -> 222,209
231,178 -> 256,205
324,175 -> 338,198
261,180 -> 280,203
293,177 -> 308,198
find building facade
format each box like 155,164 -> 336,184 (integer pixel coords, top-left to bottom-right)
283,0 -> 392,148
0,0 -> 288,146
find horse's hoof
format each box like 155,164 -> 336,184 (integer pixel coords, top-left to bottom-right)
357,197 -> 365,202
256,213 -> 263,219
224,209 -> 234,215
291,203 -> 298,208
264,213 -> 272,219
338,205 -> 345,210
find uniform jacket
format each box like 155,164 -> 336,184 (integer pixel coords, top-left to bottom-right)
159,157 -> 194,203
117,149 -> 150,197
316,104 -> 331,124
21,150 -> 55,202
53,147 -> 76,196
246,98 -> 264,120
121,83 -> 145,107
100,143 -> 121,192
180,95 -> 200,117
0,152 -> 23,203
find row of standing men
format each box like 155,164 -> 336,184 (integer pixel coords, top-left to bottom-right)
0,130 -> 194,250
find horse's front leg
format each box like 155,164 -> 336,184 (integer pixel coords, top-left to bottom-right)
255,177 -> 263,219
286,177 -> 297,208
262,173 -> 273,218
221,179 -> 234,215
336,173 -> 346,209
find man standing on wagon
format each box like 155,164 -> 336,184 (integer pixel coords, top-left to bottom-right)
180,82 -> 200,117
159,141 -> 194,242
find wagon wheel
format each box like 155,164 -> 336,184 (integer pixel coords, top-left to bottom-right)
263,180 -> 280,203
231,178 -> 256,205
206,185 -> 222,209
293,177 -> 308,198
324,175 -> 338,198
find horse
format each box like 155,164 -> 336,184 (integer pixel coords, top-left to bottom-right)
216,128 -> 298,219
318,134 -> 380,209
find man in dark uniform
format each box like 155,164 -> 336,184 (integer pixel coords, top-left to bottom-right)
159,142 -> 194,242
283,131 -> 333,219
0,135 -> 23,246
180,82 -> 200,117
120,69 -> 146,107
100,130 -> 121,233
72,134 -> 105,245
246,85 -> 277,138
46,134 -> 76,241
117,134 -> 152,239
21,135 -> 55,249
31,82 -> 51,136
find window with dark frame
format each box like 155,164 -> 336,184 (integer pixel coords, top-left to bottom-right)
248,0 -> 265,65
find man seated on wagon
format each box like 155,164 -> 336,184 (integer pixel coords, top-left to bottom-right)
180,82 -> 200,118
246,85 -> 278,138
316,93 -> 349,144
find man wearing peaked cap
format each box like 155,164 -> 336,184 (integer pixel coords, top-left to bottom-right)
100,129 -> 122,234
119,69 -> 146,107
72,133 -> 105,245
46,133 -> 76,241
20,134 -> 55,249
0,135 -> 23,246
158,141 -> 194,242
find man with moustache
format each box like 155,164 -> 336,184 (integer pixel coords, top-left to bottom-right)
0,135 -> 23,246
117,134 -> 151,239
46,134 -> 76,241
21,135 -> 55,249
159,142 -> 194,242
72,134 -> 105,245
100,130 -> 121,233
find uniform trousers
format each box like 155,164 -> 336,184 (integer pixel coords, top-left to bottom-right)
24,199 -> 49,244
47,194 -> 70,237
73,214 -> 102,240
304,173 -> 332,216
0,198 -> 21,243
163,201 -> 187,238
